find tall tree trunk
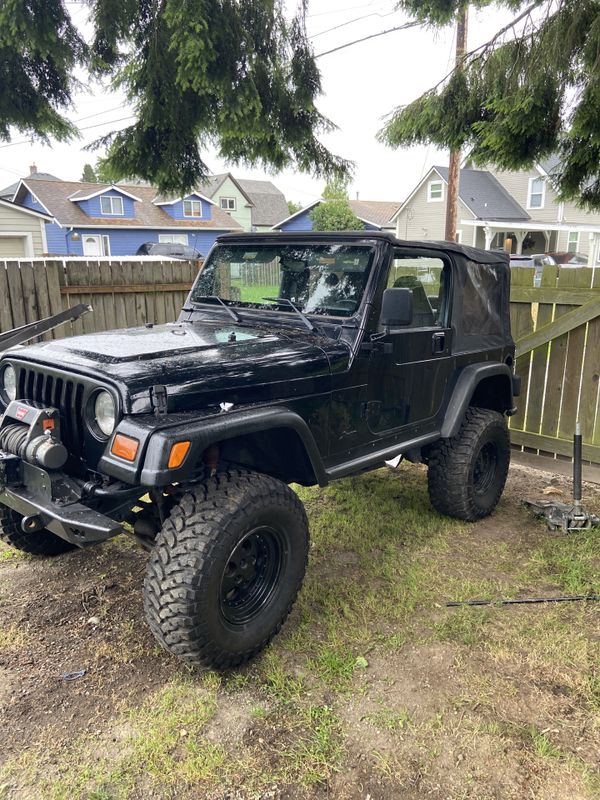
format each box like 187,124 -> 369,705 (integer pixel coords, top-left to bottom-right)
445,6 -> 469,242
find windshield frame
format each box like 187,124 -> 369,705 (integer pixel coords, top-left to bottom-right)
186,236 -> 386,328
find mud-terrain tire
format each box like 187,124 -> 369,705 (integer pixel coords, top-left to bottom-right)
427,408 -> 510,522
0,507 -> 77,556
143,469 -> 309,669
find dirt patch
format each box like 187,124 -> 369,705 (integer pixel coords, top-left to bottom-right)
0,460 -> 598,800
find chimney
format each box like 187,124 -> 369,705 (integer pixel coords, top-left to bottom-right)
29,163 -> 37,175
355,191 -> 359,201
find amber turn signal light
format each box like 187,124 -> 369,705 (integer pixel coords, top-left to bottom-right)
168,440 -> 191,469
111,434 -> 139,461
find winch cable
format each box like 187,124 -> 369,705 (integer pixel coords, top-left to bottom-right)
446,595 -> 599,608
0,424 -> 28,458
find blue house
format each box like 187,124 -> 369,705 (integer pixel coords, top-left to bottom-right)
272,199 -> 401,233
10,178 -> 242,257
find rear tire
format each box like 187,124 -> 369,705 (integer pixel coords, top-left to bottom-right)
427,408 -> 510,521
143,469 -> 309,669
0,507 -> 77,556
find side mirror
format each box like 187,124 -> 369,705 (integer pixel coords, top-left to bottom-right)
380,287 -> 413,327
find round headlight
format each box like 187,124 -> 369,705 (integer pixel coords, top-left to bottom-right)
2,365 -> 16,402
94,391 -> 116,437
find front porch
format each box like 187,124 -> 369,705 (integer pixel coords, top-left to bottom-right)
461,220 -> 600,264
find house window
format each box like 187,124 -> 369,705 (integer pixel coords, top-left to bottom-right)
220,197 -> 236,211
427,181 -> 444,202
567,231 -> 579,253
102,235 -> 111,256
183,200 -> 202,217
100,195 -> 124,215
527,177 -> 545,209
159,234 -> 189,245
455,230 -> 462,243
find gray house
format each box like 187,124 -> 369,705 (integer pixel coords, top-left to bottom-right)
393,160 -> 600,264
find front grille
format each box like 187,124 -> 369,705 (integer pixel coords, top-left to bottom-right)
16,366 -> 87,455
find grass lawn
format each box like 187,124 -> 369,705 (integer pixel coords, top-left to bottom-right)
0,462 -> 598,799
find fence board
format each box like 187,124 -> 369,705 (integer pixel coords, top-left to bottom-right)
539,269 -> 575,440
509,267 -> 535,431
557,268 -> 591,441
6,262 -> 27,329
523,264 -> 557,434
0,262 -> 14,333
579,301 -> 600,443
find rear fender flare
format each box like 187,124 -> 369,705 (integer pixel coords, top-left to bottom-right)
441,364 -> 514,439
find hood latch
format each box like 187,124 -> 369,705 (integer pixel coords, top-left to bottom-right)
151,384 -> 168,416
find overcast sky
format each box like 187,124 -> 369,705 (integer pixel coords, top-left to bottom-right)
0,1 -> 511,206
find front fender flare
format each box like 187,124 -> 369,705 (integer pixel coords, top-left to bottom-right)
137,406 -> 328,487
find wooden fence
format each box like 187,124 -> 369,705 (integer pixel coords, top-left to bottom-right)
0,257 -> 200,340
510,265 -> 600,466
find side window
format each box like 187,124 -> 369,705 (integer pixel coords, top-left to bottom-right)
387,254 -> 448,327
462,262 -> 503,335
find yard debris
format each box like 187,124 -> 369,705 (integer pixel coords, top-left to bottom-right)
61,669 -> 86,681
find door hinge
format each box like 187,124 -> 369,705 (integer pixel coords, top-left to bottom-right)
151,384 -> 168,416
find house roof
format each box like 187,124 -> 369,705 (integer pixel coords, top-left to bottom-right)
272,198 -> 403,231
13,179 -> 242,230
198,174 -> 255,207
349,200 -> 402,227
434,166 -> 530,221
0,197 -> 53,221
68,185 -> 143,202
0,171 -> 61,200
236,179 -> 289,226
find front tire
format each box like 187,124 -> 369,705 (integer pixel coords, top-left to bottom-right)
0,507 -> 77,556
427,408 -> 510,521
143,469 -> 309,669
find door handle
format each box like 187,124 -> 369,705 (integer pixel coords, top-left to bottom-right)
431,332 -> 446,354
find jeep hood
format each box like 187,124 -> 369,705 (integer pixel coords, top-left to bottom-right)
9,321 -> 342,413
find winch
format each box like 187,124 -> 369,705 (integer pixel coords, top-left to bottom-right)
0,402 -> 68,470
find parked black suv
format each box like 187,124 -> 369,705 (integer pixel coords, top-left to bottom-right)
136,241 -> 203,259
0,232 -> 518,668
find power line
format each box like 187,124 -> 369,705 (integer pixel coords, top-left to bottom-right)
315,20 -> 421,58
0,115 -> 135,151
312,8 -> 399,39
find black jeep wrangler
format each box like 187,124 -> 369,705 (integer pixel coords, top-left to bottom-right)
0,232 -> 518,668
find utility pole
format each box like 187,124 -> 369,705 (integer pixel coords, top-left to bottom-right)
444,5 -> 469,242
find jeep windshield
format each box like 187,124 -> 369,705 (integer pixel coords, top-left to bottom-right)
189,243 -> 376,319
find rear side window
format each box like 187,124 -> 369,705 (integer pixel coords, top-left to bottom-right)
387,254 -> 448,327
462,262 -> 503,335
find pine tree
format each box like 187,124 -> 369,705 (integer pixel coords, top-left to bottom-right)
379,1 -> 600,210
0,1 -> 349,195
81,163 -> 98,183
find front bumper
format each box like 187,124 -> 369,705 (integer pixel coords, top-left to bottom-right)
0,455 -> 123,547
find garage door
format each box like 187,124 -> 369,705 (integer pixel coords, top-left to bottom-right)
0,237 -> 25,257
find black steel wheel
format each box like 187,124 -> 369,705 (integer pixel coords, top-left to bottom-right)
219,526 -> 286,626
143,469 -> 309,669
427,408 -> 510,521
0,506 -> 77,556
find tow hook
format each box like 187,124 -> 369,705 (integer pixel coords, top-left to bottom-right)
21,514 -> 45,533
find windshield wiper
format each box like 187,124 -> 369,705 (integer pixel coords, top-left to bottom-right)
190,295 -> 242,323
261,297 -> 316,332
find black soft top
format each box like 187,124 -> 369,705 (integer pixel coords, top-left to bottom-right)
216,230 -> 509,267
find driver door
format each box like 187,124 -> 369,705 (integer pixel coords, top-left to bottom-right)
365,251 -> 454,437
